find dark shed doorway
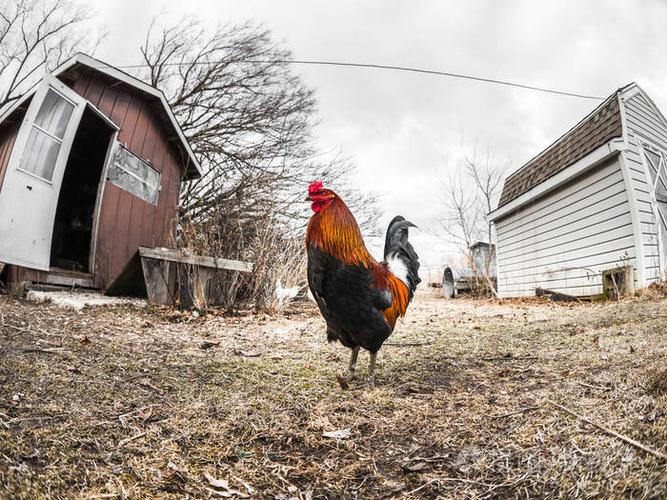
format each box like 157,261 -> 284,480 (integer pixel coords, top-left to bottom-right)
50,107 -> 114,273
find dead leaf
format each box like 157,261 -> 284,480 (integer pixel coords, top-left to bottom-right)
453,446 -> 483,471
205,472 -> 230,490
322,428 -> 351,439
136,378 -> 162,394
66,365 -> 81,374
405,383 -> 434,395
204,473 -> 250,498
138,408 -> 153,420
402,461 -> 428,472
234,477 -> 255,495
164,461 -> 186,484
336,374 -> 349,390
200,341 -> 220,350
206,488 -> 233,498
385,484 -> 406,496
80,336 -> 91,345
233,349 -> 261,357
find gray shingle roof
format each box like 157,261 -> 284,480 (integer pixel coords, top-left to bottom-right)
498,90 -> 623,207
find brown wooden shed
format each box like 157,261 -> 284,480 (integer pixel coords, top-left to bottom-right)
0,53 -> 202,291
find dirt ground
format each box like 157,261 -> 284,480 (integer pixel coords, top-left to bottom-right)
1,289 -> 666,499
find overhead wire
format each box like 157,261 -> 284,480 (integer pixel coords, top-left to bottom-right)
111,59 -> 605,100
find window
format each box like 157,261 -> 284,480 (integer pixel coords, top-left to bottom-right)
19,89 -> 75,182
108,144 -> 160,205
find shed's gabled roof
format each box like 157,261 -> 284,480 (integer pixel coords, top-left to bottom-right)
54,53 -> 202,179
0,53 -> 202,179
498,87 -> 625,207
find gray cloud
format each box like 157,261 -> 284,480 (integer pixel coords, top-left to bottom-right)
91,0 -> 667,279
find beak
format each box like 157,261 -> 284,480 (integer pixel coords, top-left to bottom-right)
305,196 -> 311,201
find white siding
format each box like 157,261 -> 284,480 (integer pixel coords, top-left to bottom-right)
622,90 -> 667,283
495,157 -> 635,297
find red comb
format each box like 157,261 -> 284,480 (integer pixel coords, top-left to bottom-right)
309,180 -> 323,194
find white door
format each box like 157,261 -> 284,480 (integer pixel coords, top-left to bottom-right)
641,143 -> 667,275
0,75 -> 87,270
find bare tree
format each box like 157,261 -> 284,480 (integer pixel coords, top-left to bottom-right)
463,150 -> 506,279
440,149 -> 508,297
0,0 -> 97,109
440,162 -> 485,250
139,19 -> 381,309
139,19 -> 378,228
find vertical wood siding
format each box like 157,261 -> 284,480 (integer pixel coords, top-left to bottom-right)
495,157 -> 636,297
621,91 -> 667,283
0,117 -> 23,194
70,72 -> 184,288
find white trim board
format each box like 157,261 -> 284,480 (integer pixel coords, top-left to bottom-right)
616,94 -> 647,288
489,139 -> 626,222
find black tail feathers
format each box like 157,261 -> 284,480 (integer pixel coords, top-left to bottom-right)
383,215 -> 421,297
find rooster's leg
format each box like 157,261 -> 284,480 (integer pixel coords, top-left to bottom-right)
348,346 -> 360,378
368,351 -> 377,389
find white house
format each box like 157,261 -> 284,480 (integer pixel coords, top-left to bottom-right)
488,83 -> 667,298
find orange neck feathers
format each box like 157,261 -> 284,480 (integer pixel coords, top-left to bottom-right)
306,197 -> 375,267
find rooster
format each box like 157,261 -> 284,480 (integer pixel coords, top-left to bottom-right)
306,181 -> 420,387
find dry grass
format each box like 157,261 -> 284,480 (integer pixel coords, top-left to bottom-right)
0,290 -> 666,498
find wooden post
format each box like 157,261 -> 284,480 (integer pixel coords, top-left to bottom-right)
140,257 -> 177,306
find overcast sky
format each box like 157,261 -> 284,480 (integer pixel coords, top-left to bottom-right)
89,0 -> 667,280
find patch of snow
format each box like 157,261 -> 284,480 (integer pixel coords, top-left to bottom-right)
26,290 -> 145,312
275,280 -> 300,306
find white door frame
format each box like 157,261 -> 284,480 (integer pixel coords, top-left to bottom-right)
88,126 -> 118,274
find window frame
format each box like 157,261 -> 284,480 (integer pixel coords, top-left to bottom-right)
107,142 -> 161,205
16,87 -> 77,185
